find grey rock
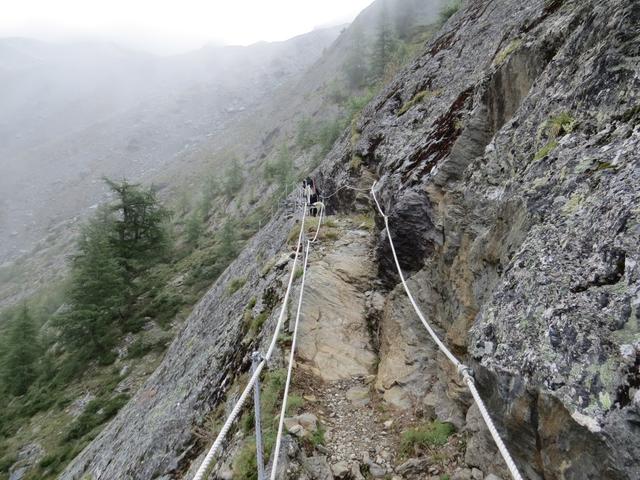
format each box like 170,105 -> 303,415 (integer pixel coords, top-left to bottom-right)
471,467 -> 484,480
397,457 -> 430,476
451,468 -> 473,480
331,460 -> 350,478
9,467 -> 27,480
367,462 -> 387,478
351,463 -> 366,480
303,456 -> 333,480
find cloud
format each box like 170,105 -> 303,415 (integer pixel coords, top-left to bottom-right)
0,0 -> 374,54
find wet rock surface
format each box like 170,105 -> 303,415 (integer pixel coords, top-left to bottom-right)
296,222 -> 377,380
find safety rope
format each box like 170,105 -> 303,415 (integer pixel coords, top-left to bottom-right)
370,181 -> 524,480
192,203 -> 308,480
321,183 -> 371,201
269,201 -> 324,479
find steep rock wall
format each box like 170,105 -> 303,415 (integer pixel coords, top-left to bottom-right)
317,0 -> 639,478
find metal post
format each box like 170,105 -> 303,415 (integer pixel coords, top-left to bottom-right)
252,352 -> 266,480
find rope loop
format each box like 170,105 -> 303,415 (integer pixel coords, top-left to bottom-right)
457,364 -> 474,380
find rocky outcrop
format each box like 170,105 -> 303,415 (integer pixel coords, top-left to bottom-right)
317,0 -> 640,478
61,0 -> 639,479
297,225 -> 377,380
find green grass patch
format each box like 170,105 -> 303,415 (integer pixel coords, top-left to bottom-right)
350,154 -> 364,172
398,90 -> 433,116
249,311 -> 269,337
286,394 -> 305,415
233,438 -> 260,480
494,39 -> 523,66
534,111 -> 576,161
401,421 -> 455,455
534,140 -> 559,160
260,258 -> 276,277
353,213 -> 374,231
439,0 -> 462,26
227,277 -> 246,295
547,112 -> 576,137
310,422 -> 326,447
324,230 -> 339,240
65,394 -> 129,441
324,218 -> 337,228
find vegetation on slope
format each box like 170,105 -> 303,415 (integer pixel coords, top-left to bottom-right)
0,4 -> 444,477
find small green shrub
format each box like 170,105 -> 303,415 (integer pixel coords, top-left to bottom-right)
247,297 -> 257,309
618,104 -> 640,124
534,112 -> 575,160
350,154 -> 364,172
0,455 -> 16,473
548,112 -> 576,137
126,337 -> 167,359
277,332 -> 292,345
233,438 -> 259,480
261,258 -> 276,277
324,230 -> 339,240
401,421 -> 455,455
397,90 -> 432,116
439,0 -> 462,26
353,213 -> 375,231
294,268 -> 304,280
227,277 -> 246,295
249,312 -> 269,336
310,422 -> 326,446
324,218 -> 337,228
286,394 -> 305,415
534,140 -> 559,160
65,395 -> 129,440
494,39 -> 523,66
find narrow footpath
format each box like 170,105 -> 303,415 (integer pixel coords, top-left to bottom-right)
289,217 -> 413,478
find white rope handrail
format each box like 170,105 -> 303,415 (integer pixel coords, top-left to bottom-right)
192,203 -> 308,480
269,240 -> 310,479
370,181 -> 524,480
321,183 -> 371,200
269,200 -> 324,478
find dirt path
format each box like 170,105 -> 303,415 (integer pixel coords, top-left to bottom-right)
290,216 -> 413,477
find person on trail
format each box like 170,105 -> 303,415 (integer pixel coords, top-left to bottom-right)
305,177 -> 319,217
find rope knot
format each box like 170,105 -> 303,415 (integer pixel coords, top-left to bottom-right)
251,351 -> 263,363
457,364 -> 474,380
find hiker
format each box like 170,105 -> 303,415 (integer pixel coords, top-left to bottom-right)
304,177 -> 319,217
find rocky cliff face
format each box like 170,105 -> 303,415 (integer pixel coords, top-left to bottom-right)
319,0 -> 639,477
61,0 -> 639,479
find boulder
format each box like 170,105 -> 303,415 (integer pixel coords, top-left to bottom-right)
303,456 -> 333,480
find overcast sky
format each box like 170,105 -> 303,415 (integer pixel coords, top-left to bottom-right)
0,0 -> 375,54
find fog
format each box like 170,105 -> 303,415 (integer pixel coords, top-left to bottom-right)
0,0 -> 374,54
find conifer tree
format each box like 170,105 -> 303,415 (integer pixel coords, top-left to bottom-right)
343,24 -> 368,89
104,178 -> 170,279
2,305 -> 40,396
55,208 -> 126,360
185,211 -> 204,248
371,0 -> 397,81
265,145 -> 295,193
223,157 -> 244,199
218,219 -> 238,262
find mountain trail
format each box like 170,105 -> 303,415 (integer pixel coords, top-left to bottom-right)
288,215 -> 412,477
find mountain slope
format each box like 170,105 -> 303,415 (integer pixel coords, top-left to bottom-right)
60,1 -> 639,480
0,27 -> 342,264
